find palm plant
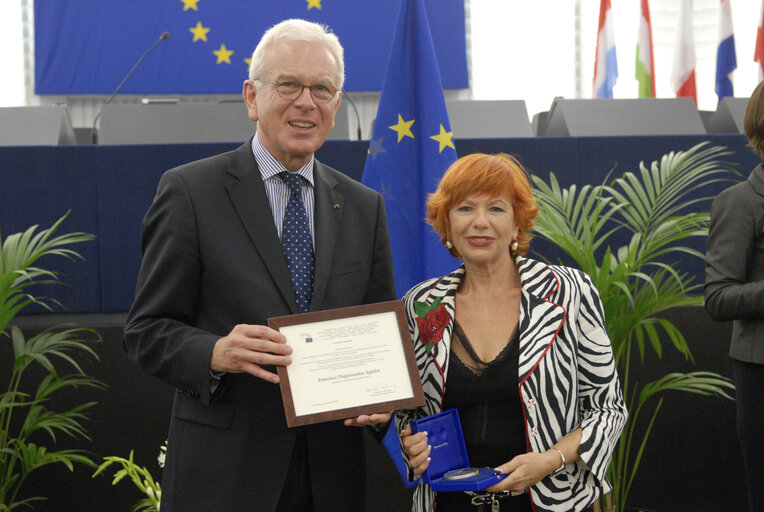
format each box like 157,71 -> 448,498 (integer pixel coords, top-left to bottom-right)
92,443 -> 165,512
0,213 -> 103,511
530,143 -> 737,512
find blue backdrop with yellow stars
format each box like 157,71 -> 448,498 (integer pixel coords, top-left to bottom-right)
34,0 -> 467,94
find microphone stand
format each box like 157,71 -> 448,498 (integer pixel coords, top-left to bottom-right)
342,91 -> 363,140
92,32 -> 170,144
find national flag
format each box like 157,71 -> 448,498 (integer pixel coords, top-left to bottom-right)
33,0 -> 467,94
716,0 -> 737,101
636,0 -> 656,98
593,0 -> 618,98
362,0 -> 458,485
755,0 -> 764,80
362,0 -> 458,299
672,0 -> 697,104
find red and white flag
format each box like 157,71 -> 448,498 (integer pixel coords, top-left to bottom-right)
636,0 -> 656,97
672,0 -> 697,104
593,0 -> 618,98
715,0 -> 736,101
756,0 -> 764,80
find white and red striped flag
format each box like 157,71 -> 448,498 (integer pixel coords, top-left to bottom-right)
715,0 -> 737,101
755,0 -> 764,80
593,0 -> 618,98
672,0 -> 697,104
636,0 -> 656,97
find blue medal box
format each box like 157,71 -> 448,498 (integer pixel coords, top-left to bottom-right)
410,408 -> 507,491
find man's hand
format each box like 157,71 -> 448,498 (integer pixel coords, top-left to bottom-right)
210,324 -> 292,383
343,411 -> 392,427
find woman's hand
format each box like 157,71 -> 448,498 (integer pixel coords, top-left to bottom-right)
487,430 -> 580,493
401,423 -> 431,476
484,450 -> 562,493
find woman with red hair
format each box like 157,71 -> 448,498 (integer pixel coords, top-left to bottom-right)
395,153 -> 627,512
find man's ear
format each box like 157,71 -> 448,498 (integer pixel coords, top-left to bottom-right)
243,80 -> 259,122
333,91 -> 342,116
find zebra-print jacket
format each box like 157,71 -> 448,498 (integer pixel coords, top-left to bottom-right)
395,256 -> 627,512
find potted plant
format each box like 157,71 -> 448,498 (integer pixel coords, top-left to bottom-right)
92,442 -> 165,512
530,143 -> 736,512
0,213 -> 103,510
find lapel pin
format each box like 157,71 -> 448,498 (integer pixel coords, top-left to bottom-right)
332,203 -> 341,209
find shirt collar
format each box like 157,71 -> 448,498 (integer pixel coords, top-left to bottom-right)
251,134 -> 315,186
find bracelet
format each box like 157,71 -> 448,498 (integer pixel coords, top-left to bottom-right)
550,447 -> 566,475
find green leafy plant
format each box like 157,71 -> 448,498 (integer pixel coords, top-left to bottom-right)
92,442 -> 165,512
531,143 -> 737,512
0,213 -> 103,511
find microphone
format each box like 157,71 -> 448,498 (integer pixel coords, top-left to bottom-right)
92,32 -> 170,143
342,91 -> 363,140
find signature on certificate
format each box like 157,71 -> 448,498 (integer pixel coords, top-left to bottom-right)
365,383 -> 398,397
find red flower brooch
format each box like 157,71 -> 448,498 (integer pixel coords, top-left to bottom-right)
414,298 -> 450,355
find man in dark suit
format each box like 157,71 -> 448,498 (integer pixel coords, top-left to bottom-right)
124,19 -> 396,511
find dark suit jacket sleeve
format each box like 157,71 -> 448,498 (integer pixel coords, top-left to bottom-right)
364,191 -> 397,304
364,191 -> 396,441
123,169 -> 219,405
705,180 -> 764,321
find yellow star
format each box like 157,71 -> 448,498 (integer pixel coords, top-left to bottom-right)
213,44 -> 234,64
306,0 -> 322,9
430,124 -> 455,153
180,0 -> 199,11
389,114 -> 415,142
189,22 -> 210,42
244,57 -> 252,68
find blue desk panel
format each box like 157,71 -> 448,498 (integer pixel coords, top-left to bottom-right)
0,135 -> 755,313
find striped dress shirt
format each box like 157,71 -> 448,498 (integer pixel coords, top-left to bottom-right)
251,135 -> 316,248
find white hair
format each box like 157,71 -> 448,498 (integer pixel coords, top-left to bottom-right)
248,18 -> 345,90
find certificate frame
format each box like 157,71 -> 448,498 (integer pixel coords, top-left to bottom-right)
268,300 -> 425,428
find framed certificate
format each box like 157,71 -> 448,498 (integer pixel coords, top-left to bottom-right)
268,300 -> 425,428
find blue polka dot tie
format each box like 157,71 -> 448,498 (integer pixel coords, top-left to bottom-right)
280,171 -> 314,313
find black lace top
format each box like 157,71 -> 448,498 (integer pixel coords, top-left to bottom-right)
437,321 -> 531,511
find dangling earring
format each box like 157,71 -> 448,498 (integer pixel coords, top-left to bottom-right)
445,240 -> 453,249
511,240 -> 519,252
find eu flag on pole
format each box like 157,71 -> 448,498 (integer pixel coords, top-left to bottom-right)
362,0 -> 458,299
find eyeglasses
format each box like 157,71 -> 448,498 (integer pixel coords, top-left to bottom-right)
254,79 -> 339,103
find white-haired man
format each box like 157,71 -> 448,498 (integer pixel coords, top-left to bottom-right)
125,19 -> 396,511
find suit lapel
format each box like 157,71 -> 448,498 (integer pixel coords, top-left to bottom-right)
224,142 -> 298,313
515,257 -> 566,383
311,161 -> 343,310
748,164 -> 764,196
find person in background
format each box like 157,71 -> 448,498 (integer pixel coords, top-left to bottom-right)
396,153 -> 627,512
123,18 -> 396,512
705,80 -> 764,512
